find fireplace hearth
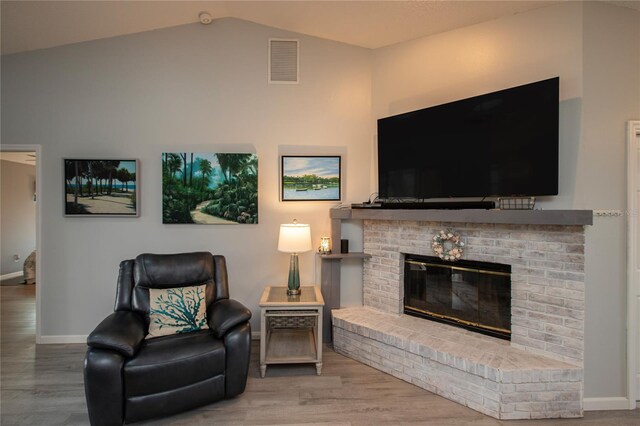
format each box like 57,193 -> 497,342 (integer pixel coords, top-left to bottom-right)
404,254 -> 511,340
333,216 -> 588,419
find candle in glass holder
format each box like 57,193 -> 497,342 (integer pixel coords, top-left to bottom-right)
319,237 -> 331,254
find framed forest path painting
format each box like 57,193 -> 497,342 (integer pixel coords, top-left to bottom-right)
162,152 -> 258,224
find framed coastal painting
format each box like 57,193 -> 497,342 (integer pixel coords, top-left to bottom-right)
162,152 -> 258,224
64,159 -> 139,216
281,156 -> 341,201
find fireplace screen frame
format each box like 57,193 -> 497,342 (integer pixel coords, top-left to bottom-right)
403,254 -> 512,340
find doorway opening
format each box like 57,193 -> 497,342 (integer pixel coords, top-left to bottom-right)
0,145 -> 41,342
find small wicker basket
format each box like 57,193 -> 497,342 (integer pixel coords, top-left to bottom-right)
498,197 -> 536,210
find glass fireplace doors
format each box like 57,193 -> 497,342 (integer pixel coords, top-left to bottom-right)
404,255 -> 511,340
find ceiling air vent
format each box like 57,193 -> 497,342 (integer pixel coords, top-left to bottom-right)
269,39 -> 299,84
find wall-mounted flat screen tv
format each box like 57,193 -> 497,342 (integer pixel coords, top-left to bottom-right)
377,77 -> 559,199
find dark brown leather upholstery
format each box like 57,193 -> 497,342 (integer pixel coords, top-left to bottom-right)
84,252 -> 251,425
124,331 -> 226,397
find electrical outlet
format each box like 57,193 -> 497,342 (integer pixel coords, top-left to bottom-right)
593,209 -> 624,217
13,254 -> 20,262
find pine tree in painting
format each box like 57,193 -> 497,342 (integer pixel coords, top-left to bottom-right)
150,287 -> 207,333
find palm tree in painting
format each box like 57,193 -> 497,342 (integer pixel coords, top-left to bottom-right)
65,160 -> 76,195
189,153 -> 194,187
228,154 -> 248,179
117,168 -> 131,192
179,153 -> 188,186
88,161 -> 103,196
216,154 -> 252,183
104,160 -> 120,195
216,154 -> 232,183
246,155 -> 258,175
73,160 -> 82,205
197,158 -> 213,199
68,160 -> 89,207
164,153 -> 182,179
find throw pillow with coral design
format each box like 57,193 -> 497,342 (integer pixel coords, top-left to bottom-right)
147,285 -> 209,338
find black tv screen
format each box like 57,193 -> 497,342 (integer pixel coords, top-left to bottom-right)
377,77 -> 559,199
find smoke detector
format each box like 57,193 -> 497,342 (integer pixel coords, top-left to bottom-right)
198,12 -> 213,25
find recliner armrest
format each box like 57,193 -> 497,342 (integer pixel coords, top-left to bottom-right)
87,311 -> 146,358
208,299 -> 252,338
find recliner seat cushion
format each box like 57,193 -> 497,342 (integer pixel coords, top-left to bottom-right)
124,330 -> 225,397
125,375 -> 225,424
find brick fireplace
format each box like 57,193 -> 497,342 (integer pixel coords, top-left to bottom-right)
332,214 -> 590,420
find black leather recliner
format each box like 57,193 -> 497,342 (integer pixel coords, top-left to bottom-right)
83,252 -> 252,425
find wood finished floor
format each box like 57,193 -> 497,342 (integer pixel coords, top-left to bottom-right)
0,275 -> 28,286
1,285 -> 639,425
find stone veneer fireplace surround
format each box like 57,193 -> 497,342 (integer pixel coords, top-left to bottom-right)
328,208 -> 592,420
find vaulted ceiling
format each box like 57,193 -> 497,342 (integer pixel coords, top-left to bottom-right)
2,1 -> 638,55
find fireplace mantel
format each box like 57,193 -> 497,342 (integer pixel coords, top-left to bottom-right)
331,207 -> 593,226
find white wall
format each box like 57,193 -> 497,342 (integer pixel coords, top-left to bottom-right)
372,2 -> 584,208
370,1 -> 640,402
0,159 -> 36,275
1,18 -> 372,335
581,1 -> 640,400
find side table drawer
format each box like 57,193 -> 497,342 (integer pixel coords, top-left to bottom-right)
265,310 -> 318,329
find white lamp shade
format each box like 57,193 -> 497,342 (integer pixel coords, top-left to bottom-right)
278,223 -> 312,253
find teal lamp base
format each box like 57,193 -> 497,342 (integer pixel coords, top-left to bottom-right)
287,253 -> 301,295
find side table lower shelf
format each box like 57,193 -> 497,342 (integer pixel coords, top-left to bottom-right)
263,328 -> 319,365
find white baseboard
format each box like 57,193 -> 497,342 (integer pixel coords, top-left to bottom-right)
1,271 -> 23,280
37,335 -> 87,344
583,397 -> 632,411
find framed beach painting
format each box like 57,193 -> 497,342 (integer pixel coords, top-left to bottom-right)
162,152 -> 258,224
281,156 -> 341,201
64,159 -> 139,216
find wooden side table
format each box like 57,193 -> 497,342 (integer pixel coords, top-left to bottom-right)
259,286 -> 324,378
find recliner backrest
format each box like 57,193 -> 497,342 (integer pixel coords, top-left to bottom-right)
114,252 -> 229,321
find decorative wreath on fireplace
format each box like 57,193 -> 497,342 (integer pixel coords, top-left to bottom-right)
432,230 -> 464,261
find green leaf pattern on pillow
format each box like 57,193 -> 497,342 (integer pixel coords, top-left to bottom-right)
147,285 -> 209,338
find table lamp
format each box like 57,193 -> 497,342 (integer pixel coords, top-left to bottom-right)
278,219 -> 312,295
